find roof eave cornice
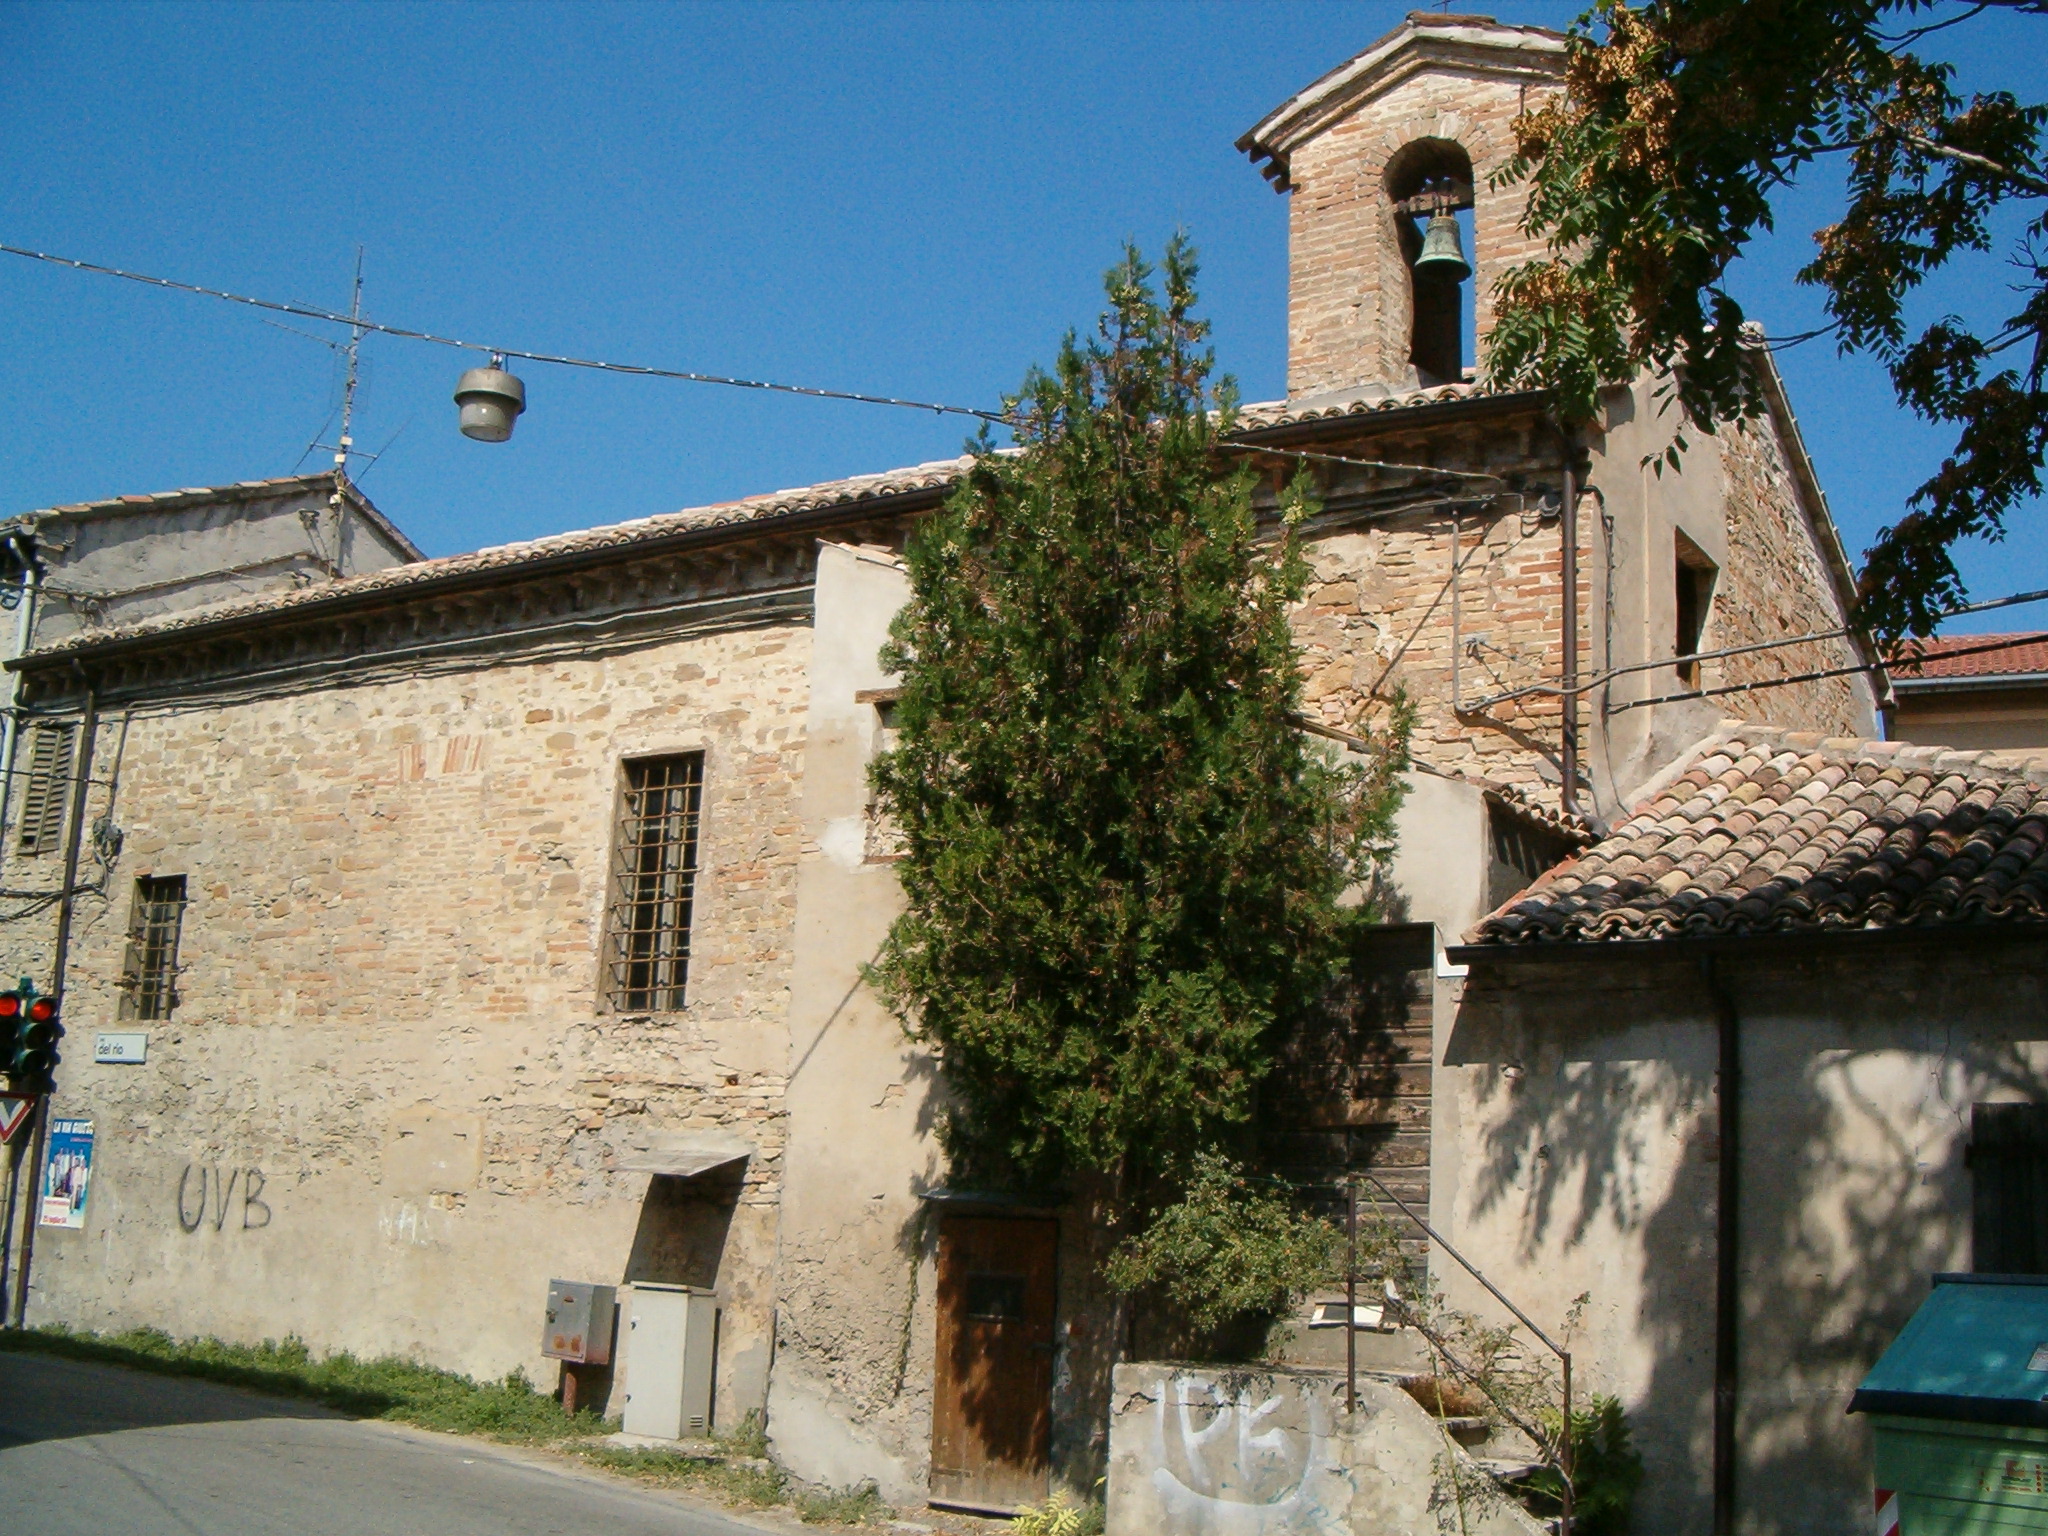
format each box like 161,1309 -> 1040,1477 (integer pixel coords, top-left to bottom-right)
1237,18 -> 1568,192
7,480 -> 949,676
1449,919 -> 2048,968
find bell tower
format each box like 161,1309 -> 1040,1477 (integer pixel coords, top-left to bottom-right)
1238,13 -> 1567,403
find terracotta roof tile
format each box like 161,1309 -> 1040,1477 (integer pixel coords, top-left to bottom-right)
1888,632 -> 2048,680
1467,722 -> 2048,944
21,380 -> 1510,662
23,456 -> 974,657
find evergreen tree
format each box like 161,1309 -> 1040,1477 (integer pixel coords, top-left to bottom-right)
868,240 -> 1408,1212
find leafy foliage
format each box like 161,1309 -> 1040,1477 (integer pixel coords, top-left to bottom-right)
868,239 -> 1409,1200
1522,1395 -> 1647,1536
1012,1488 -> 1108,1536
1489,0 -> 2048,641
1102,1152 -> 1344,1330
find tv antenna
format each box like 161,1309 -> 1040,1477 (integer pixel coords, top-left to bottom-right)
274,249 -> 393,476
311,247 -> 369,474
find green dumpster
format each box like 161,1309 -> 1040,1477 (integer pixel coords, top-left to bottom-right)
1850,1272 -> 2048,1534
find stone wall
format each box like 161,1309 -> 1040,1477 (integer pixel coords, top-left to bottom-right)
1708,415 -> 1869,733
9,618 -> 810,1425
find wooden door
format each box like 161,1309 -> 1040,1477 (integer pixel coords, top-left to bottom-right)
930,1215 -> 1057,1513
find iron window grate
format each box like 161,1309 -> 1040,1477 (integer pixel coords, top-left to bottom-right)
121,875 -> 188,1021
604,754 -> 704,1012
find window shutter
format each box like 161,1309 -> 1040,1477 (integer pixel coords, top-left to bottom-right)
16,723 -> 75,856
1972,1103 -> 2048,1274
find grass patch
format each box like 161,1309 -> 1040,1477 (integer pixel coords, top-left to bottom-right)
796,1480 -> 889,1525
570,1444 -> 789,1507
0,1325 -> 606,1444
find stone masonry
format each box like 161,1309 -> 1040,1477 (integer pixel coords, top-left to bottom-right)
17,620 -> 809,1422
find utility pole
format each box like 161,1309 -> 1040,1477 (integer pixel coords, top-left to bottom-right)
9,681 -> 96,1328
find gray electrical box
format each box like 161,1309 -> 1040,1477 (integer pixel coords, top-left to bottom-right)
541,1279 -> 616,1365
622,1283 -> 716,1440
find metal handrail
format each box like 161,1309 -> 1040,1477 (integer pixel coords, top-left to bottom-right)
1350,1172 -> 1576,1536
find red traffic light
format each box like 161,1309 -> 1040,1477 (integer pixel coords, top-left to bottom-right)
26,998 -> 54,1023
0,994 -> 18,1020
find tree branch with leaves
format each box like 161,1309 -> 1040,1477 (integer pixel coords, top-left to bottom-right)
1489,0 -> 2047,641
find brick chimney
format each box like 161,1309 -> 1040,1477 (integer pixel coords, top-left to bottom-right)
1238,14 -> 1567,403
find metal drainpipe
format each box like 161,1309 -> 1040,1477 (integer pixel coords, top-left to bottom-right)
0,532 -> 41,874
1703,953 -> 1742,1536
10,676 -> 96,1329
1557,427 -> 1580,818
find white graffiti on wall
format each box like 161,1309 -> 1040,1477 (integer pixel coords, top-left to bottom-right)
1148,1374 -> 1350,1535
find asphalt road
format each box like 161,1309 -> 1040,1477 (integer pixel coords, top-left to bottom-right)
0,1351 -> 776,1536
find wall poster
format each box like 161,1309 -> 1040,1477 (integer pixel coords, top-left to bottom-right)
39,1118 -> 93,1229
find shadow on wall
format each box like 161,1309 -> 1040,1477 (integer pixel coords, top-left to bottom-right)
625,1165 -> 745,1289
1447,946 -> 2048,1536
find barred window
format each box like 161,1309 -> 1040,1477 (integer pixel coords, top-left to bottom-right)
16,722 -> 76,856
121,876 -> 188,1021
604,754 -> 704,1012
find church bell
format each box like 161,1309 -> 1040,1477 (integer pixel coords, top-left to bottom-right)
1413,212 -> 1471,282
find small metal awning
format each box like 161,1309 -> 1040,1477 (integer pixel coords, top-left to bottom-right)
917,1186 -> 1065,1214
614,1131 -> 754,1180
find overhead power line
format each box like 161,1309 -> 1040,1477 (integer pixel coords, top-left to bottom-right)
0,241 -> 1008,423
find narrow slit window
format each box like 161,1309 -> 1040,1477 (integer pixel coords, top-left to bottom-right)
15,722 -> 76,856
121,876 -> 188,1021
604,754 -> 705,1012
1675,532 -> 1718,689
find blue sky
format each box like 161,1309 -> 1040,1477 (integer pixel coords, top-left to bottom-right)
1,1 -> 2040,634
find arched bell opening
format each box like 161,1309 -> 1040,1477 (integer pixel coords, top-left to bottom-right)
1385,139 -> 1476,387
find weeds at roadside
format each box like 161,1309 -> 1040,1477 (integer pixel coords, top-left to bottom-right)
0,1325 -> 603,1443
569,1444 -> 788,1507
3,1327 -> 901,1527
795,1480 -> 889,1525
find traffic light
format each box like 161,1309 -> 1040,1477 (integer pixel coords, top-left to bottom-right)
0,991 -> 20,1072
11,994 -> 59,1094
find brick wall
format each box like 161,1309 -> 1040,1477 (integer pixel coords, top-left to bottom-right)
1284,69 -> 1558,399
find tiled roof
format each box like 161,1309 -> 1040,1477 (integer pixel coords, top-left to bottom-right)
15,472 -> 331,520
24,456 -> 974,657
1236,380 -> 1496,428
1467,722 -> 2048,944
1889,633 -> 2048,682
22,381 -> 1512,662
1481,780 -> 1596,846
4,472 -> 425,562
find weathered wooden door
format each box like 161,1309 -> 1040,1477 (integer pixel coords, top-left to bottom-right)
929,1214 -> 1057,1513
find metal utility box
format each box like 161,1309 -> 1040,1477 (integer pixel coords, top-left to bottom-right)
622,1283 -> 716,1440
541,1279 -> 616,1366
1851,1273 -> 2048,1533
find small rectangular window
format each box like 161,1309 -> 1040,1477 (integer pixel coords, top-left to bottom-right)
603,754 -> 705,1012
121,876 -> 188,1021
15,722 -> 76,856
1675,532 -> 1717,689
1972,1103 -> 2048,1274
